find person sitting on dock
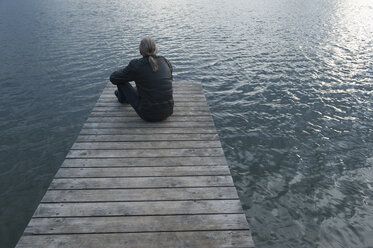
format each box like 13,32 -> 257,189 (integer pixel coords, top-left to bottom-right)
109,37 -> 174,122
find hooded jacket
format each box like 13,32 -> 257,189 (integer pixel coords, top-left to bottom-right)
110,55 -> 173,121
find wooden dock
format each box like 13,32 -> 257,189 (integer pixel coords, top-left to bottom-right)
16,82 -> 254,248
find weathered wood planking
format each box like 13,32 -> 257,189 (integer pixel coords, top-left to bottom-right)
55,166 -> 231,178
16,231 -> 254,248
41,187 -> 240,202
49,176 -> 235,189
25,214 -> 249,234
71,140 -> 222,149
16,82 -> 254,248
61,156 -> 227,167
33,200 -> 243,217
76,133 -> 220,142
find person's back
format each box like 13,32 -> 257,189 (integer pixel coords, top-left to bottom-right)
129,55 -> 173,121
110,37 -> 173,122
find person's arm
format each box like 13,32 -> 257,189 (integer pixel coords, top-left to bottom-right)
109,60 -> 136,85
163,57 -> 173,80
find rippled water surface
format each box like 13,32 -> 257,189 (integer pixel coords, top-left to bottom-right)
1,0 -> 372,247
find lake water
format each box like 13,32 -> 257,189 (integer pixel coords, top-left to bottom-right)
0,0 -> 372,247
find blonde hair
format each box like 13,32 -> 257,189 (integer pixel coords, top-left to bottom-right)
139,37 -> 158,72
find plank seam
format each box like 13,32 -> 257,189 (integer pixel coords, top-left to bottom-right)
23,229 -> 251,236
66,157 -> 226,159
48,186 -> 237,190
40,198 -> 240,203
78,132 -> 219,134
69,147 -> 223,150
54,174 -> 231,179
59,165 -> 228,168
32,212 -> 245,219
63,156 -> 227,159
74,140 -> 220,143
81,127 -> 215,129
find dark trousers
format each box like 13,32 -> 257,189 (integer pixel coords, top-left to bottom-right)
116,83 -> 172,122
116,82 -> 141,116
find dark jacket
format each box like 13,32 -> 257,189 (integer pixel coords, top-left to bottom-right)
110,55 -> 174,121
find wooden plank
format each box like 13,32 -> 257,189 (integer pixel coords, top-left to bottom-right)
55,166 -> 230,178
107,82 -> 204,90
33,200 -> 243,217
83,122 -> 214,129
41,187 -> 239,203
100,94 -> 206,99
99,97 -> 208,103
98,94 -> 206,98
102,88 -> 205,94
61,157 -> 227,167
103,86 -> 205,91
49,176 -> 234,189
107,83 -> 204,89
79,127 -> 217,134
101,89 -> 206,95
80,127 -> 217,135
92,105 -> 210,112
16,231 -> 254,248
83,122 -> 214,128
99,98 -> 207,103
93,103 -> 210,109
86,116 -> 212,122
105,83 -> 204,90
71,141 -> 222,150
66,148 -> 225,158
99,94 -> 206,99
97,98 -> 208,103
95,101 -> 209,107
89,110 -> 212,117
93,106 -> 210,112
24,214 -> 249,234
105,86 -> 204,91
76,133 -> 219,142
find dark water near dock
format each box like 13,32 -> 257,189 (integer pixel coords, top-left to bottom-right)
1,0 -> 372,247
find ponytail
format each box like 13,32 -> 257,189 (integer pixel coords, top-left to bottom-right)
148,55 -> 158,72
139,37 -> 159,72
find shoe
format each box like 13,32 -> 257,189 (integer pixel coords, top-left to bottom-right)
115,90 -> 128,104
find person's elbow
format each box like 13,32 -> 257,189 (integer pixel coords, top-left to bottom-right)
109,72 -> 120,85
110,67 -> 133,85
